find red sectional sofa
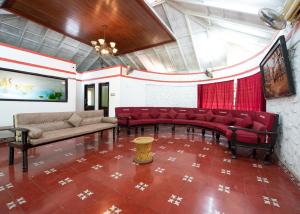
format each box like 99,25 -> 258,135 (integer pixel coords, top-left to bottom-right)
115,107 -> 279,161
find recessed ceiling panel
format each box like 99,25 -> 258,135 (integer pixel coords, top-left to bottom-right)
1,0 -> 175,55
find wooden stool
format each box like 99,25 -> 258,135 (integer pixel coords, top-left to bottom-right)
133,137 -> 154,164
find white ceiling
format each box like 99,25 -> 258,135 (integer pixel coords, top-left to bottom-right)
0,0 -> 286,72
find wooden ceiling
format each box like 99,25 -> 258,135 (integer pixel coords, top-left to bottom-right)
2,0 -> 175,55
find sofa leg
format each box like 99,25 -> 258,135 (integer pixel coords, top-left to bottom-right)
172,125 -> 175,132
187,127 -> 190,133
22,149 -> 28,172
216,132 -> 220,143
202,129 -> 205,136
117,126 -> 120,135
231,147 -> 237,159
263,149 -> 273,164
141,127 -> 144,135
227,141 -> 231,150
113,127 -> 116,141
251,149 -> 257,159
192,128 -> 195,133
127,126 -> 131,135
9,146 -> 14,165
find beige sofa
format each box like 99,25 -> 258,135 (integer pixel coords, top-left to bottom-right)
9,110 -> 117,172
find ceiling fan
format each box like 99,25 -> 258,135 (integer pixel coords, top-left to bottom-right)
258,8 -> 287,30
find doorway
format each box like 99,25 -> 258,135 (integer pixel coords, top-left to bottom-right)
98,82 -> 109,116
84,84 -> 95,110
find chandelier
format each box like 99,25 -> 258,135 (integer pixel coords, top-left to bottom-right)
91,25 -> 118,56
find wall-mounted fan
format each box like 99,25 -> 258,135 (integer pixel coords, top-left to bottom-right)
126,65 -> 134,75
258,8 -> 287,30
205,68 -> 213,78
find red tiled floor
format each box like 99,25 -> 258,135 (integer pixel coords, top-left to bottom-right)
0,126 -> 299,213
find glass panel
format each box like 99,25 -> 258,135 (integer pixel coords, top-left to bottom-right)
87,87 -> 95,106
101,85 -> 109,107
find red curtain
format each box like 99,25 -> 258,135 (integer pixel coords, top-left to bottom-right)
235,72 -> 266,111
197,80 -> 234,109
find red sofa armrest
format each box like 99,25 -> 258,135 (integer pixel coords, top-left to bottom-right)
228,126 -> 277,135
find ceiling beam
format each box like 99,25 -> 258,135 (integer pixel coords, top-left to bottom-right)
184,14 -> 202,71
162,3 -> 188,71
152,47 -> 167,72
99,55 -> 113,66
54,35 -> 66,56
167,1 -> 272,34
85,55 -> 100,71
126,54 -> 140,70
17,21 -> 30,47
117,56 -> 127,66
36,29 -> 50,51
164,44 -> 175,71
77,48 -> 93,68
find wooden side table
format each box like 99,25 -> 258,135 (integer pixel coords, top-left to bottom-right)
0,126 -> 14,144
133,137 -> 154,164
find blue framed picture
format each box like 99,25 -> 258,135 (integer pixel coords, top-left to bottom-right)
0,68 -> 68,102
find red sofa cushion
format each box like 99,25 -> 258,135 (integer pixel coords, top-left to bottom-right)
194,114 -> 206,121
234,116 -> 252,128
176,112 -> 187,119
173,119 -> 193,125
131,112 -> 140,120
129,119 -> 157,126
118,113 -> 131,118
150,112 -> 159,119
187,113 -> 196,120
206,113 -> 215,122
188,120 -> 216,130
167,109 -> 177,119
226,130 -> 259,144
213,115 -> 226,124
156,118 -> 173,124
140,112 -> 150,119
253,121 -> 266,131
213,123 -> 229,134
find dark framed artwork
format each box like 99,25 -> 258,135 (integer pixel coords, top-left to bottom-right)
0,68 -> 68,102
259,35 -> 295,99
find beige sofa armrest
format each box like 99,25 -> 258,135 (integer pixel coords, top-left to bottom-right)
101,117 -> 118,124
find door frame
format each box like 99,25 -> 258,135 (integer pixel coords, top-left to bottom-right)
98,82 -> 109,116
84,84 -> 95,111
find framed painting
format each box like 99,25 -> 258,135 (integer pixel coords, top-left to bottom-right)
0,68 -> 68,102
259,35 -> 295,99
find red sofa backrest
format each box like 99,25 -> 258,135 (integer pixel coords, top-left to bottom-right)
115,107 -> 277,131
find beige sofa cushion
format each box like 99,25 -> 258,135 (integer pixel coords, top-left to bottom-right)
30,123 -> 117,145
17,125 -> 43,139
28,127 -> 43,139
102,117 -> 118,124
80,117 -> 102,126
68,113 -> 82,127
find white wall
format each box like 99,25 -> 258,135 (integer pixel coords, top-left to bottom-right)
0,44 -> 77,127
119,77 -> 197,107
267,23 -> 300,180
77,67 -> 121,116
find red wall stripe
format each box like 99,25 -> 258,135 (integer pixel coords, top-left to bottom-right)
0,42 -> 76,64
78,66 -> 259,83
0,57 -> 76,75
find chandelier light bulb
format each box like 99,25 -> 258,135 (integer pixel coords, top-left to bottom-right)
110,42 -> 116,48
91,41 -> 97,46
113,48 -> 118,54
98,39 -> 105,45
